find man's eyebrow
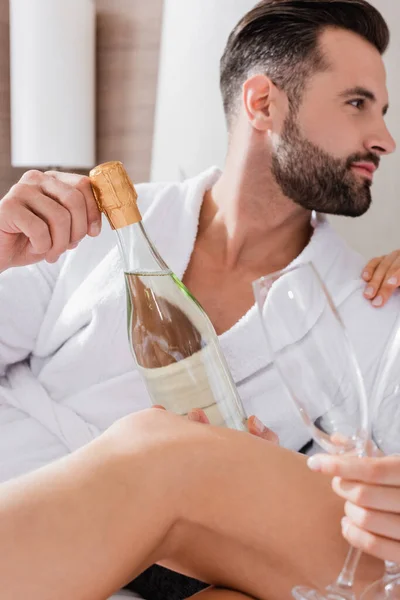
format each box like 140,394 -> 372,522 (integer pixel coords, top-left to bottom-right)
339,86 -> 389,116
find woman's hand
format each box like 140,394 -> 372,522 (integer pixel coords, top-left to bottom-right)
362,251 -> 400,307
307,454 -> 400,562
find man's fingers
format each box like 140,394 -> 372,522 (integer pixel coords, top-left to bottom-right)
188,409 -> 210,424
0,183 -> 64,259
151,408 -> 278,442
259,429 -> 280,443
21,170 -> 99,243
247,416 -> 279,443
152,406 -> 210,424
0,169 -> 102,271
308,455 -> 400,486
45,171 -> 102,237
3,205 -> 52,255
18,193 -> 71,263
40,176 -> 89,245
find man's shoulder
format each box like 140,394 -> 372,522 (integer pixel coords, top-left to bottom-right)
134,166 -> 221,217
317,219 -> 366,293
134,179 -> 184,216
322,223 -> 400,392
323,220 -> 399,332
321,221 -> 398,317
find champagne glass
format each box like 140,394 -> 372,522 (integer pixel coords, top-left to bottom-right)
360,318 -> 400,600
253,262 -> 371,600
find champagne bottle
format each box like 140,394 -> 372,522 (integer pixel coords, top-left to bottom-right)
90,161 -> 247,430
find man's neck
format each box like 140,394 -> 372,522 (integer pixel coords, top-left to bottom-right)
198,151 -> 312,274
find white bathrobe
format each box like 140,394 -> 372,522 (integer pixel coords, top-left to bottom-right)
1,165 -> 399,479
0,166 -> 399,596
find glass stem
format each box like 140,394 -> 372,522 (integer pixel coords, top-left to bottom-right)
384,561 -> 400,581
326,443 -> 369,597
332,547 -> 363,592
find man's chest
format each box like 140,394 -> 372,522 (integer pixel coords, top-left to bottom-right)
182,259 -> 258,335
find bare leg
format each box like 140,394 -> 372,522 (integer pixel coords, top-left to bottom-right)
0,409 -> 384,600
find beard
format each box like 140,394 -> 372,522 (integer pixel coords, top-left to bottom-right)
271,111 -> 379,217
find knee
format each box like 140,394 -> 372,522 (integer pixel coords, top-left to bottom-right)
105,407 -> 210,490
108,405 -> 219,460
106,407 -> 182,454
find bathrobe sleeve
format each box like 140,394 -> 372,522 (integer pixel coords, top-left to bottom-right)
0,258 -> 65,376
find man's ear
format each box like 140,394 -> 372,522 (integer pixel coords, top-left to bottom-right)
242,74 -> 276,132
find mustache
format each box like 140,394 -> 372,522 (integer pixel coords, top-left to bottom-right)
346,152 -> 380,170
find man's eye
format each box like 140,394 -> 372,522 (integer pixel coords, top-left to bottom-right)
348,98 -> 365,110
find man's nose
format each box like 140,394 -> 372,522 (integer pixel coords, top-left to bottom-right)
365,121 -> 396,156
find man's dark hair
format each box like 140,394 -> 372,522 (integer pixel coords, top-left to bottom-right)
220,0 -> 390,127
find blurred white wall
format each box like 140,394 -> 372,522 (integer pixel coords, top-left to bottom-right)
151,0 -> 255,182
151,0 -> 400,258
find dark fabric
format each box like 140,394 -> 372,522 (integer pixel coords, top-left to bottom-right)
299,439 -> 313,455
125,564 -> 209,600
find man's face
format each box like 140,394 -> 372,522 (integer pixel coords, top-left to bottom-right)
271,28 -> 395,217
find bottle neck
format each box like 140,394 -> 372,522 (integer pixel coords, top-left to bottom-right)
115,220 -> 170,274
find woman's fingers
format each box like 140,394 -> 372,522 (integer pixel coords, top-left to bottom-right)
341,517 -> 400,563
309,454 -> 400,562
373,259 -> 400,306
307,455 -> 400,486
362,257 -> 382,283
344,500 -> 400,541
363,252 -> 400,307
332,477 -> 400,513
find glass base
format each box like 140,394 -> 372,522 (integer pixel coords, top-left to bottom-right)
292,585 -> 355,600
361,576 -> 400,600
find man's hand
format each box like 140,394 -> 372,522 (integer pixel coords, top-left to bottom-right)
0,170 -> 101,272
153,405 -> 279,444
308,453 -> 400,563
245,415 -> 279,443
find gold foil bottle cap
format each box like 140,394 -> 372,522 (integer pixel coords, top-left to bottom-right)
89,161 -> 142,230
